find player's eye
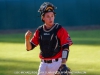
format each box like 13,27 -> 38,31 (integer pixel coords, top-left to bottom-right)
51,15 -> 54,17
46,15 -> 50,18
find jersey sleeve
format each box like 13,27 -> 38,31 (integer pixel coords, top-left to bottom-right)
57,27 -> 73,49
30,29 -> 39,47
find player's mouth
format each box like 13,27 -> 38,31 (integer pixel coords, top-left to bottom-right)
49,21 -> 52,23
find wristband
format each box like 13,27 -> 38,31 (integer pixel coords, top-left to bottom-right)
62,50 -> 69,59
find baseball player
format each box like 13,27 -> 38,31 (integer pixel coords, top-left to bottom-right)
25,2 -> 73,75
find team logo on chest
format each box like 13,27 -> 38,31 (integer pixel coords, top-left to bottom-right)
44,33 -> 50,35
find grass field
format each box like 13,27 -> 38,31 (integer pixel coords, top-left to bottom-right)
0,30 -> 100,75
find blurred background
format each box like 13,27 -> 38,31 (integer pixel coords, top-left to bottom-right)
0,0 -> 100,30
0,0 -> 100,75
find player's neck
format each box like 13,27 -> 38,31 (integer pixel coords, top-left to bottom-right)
44,23 -> 54,29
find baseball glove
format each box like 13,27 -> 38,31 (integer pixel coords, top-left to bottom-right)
55,64 -> 71,75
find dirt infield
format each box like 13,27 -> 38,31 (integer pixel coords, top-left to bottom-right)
0,25 -> 100,34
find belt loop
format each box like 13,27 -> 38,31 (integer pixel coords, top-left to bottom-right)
52,59 -> 54,62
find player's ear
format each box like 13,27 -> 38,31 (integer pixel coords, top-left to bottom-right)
41,15 -> 45,22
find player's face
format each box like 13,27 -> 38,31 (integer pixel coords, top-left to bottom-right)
42,12 -> 55,27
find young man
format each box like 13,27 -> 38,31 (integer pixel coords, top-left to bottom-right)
25,2 -> 73,75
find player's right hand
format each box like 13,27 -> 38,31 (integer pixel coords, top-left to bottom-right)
25,30 -> 32,41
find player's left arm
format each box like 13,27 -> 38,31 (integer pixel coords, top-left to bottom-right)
57,27 -> 73,64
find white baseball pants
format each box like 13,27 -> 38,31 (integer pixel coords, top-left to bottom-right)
38,58 -> 62,75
